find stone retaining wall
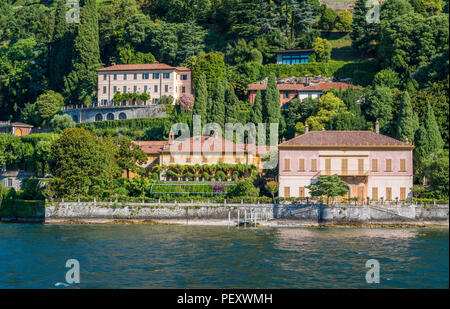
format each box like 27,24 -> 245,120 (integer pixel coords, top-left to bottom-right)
44,201 -> 449,225
45,202 -> 274,221
274,204 -> 449,223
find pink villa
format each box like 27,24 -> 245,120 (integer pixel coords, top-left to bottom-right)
278,125 -> 414,202
248,82 -> 357,108
97,63 -> 192,105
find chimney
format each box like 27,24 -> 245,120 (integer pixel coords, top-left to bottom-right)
294,132 -> 299,137
375,120 -> 379,134
405,137 -> 409,145
169,131 -> 174,144
111,62 -> 116,66
322,127 -> 325,131
305,124 -> 309,133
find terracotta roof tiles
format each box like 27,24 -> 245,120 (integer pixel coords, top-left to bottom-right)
279,131 -> 413,148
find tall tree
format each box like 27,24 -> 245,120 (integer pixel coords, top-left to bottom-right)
209,77 -> 226,129
395,92 -> 419,143
351,0 -> 380,52
48,0 -> 74,93
64,0 -> 101,105
193,73 -> 208,127
48,128 -> 120,198
224,85 -> 240,125
415,102 -> 444,160
263,73 -> 282,126
250,90 -> 263,125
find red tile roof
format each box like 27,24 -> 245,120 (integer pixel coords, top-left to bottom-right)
133,141 -> 167,154
248,82 -> 357,92
279,131 -> 413,148
97,63 -> 190,72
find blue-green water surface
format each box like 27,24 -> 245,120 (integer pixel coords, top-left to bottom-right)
0,224 -> 448,288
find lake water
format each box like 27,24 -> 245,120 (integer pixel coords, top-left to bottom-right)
0,224 -> 448,289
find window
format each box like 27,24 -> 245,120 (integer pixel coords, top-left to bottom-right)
284,187 -> 290,198
311,159 -> 317,171
372,159 -> 378,172
134,73 -> 137,80
95,113 -> 103,121
182,86 -> 186,93
400,159 -> 406,172
142,73 -> 149,79
107,113 -> 114,121
341,159 -> 348,175
123,74 -> 127,80
281,54 -> 309,65
284,158 -> 291,171
7,178 -> 12,187
358,159 -> 364,174
385,159 -> 392,172
170,156 -> 175,163
181,74 -> 188,80
165,85 -> 168,92
298,158 -> 305,171
113,74 -> 117,80
133,85 -> 137,92
153,73 -> 159,79
325,159 -> 331,174
163,72 -> 170,79
103,74 -> 107,80
372,187 -> 378,200
123,86 -> 127,93
113,86 -> 117,93
119,113 -> 127,120
284,92 -> 289,99
386,187 -> 392,200
154,85 -> 158,93
103,86 -> 107,94
299,187 -> 305,198
400,187 -> 406,200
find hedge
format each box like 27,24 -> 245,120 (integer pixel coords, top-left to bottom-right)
0,199 -> 45,218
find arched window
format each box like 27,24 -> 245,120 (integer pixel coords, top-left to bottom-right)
95,113 -> 103,121
119,112 -> 127,120
72,115 -> 79,123
107,113 -> 114,121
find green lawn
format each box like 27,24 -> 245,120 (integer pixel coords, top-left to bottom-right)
321,31 -> 373,62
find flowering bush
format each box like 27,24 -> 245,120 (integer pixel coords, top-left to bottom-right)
178,94 -> 194,112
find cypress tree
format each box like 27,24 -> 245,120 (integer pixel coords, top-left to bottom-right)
225,85 -> 240,125
415,102 -> 444,159
263,73 -> 282,125
396,91 -> 419,143
209,77 -> 226,129
250,90 -> 263,125
65,0 -> 101,105
49,0 -> 74,93
250,90 -> 263,144
193,73 -> 208,127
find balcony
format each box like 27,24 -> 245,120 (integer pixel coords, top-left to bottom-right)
320,170 -> 369,176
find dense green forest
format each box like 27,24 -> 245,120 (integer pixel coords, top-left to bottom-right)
0,0 -> 449,201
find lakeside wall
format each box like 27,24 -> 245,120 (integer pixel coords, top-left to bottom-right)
45,201 -> 274,222
1,200 -> 447,224
274,203 -> 449,224
42,201 -> 449,225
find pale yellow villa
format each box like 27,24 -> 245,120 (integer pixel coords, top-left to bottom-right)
97,63 -> 192,106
